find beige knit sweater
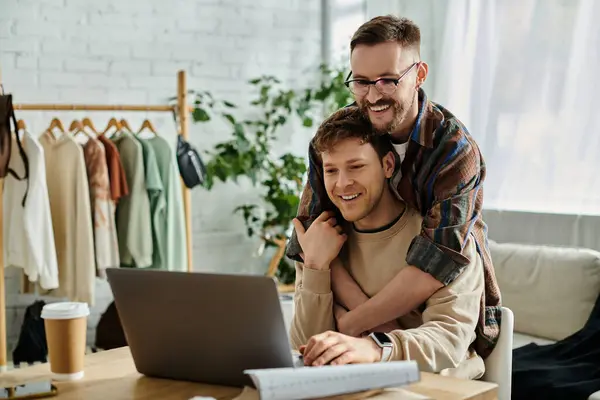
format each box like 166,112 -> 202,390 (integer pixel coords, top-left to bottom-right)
39,132 -> 96,306
289,206 -> 485,379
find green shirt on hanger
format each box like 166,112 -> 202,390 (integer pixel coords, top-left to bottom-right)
133,134 -> 166,270
147,136 -> 188,272
112,132 -> 153,268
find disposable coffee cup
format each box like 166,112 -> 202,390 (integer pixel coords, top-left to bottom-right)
41,302 -> 89,381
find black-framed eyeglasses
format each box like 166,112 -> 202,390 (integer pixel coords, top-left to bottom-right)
344,62 -> 420,96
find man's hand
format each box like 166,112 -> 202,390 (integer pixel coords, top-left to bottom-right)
292,211 -> 347,270
299,331 -> 382,366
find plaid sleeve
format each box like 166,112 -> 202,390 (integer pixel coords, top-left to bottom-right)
285,179 -> 314,262
406,124 -> 485,286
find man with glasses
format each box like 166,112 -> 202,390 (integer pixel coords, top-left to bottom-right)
286,15 -> 501,372
289,106 -> 486,379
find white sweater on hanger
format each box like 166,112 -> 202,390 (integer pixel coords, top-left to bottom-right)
3,132 -> 59,290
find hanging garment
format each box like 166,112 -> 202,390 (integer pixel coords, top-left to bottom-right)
512,291 -> 600,400
3,132 -> 58,290
83,139 -> 120,278
112,132 -> 152,268
39,132 -> 95,306
147,136 -> 187,272
94,301 -> 127,351
12,300 -> 48,367
0,93 -> 28,187
97,135 -> 129,204
134,135 -> 165,269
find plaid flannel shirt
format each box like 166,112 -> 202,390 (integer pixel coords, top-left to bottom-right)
285,89 -> 502,358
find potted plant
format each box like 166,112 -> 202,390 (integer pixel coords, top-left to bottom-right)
191,64 -> 352,287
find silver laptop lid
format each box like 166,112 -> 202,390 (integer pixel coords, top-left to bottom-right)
106,268 -> 294,387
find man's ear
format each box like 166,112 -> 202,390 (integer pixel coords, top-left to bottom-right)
416,61 -> 428,89
382,151 -> 395,178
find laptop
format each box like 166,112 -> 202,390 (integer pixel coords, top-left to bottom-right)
105,267 -> 302,387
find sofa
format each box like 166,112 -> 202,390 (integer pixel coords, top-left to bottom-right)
489,240 -> 600,348
489,240 -> 600,399
279,240 -> 600,398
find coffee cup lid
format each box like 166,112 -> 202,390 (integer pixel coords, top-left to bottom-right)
41,302 -> 90,320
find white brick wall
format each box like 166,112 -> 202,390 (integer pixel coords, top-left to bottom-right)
0,0 -> 321,358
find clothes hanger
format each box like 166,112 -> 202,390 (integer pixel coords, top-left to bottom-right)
45,118 -> 65,139
68,120 -> 81,132
69,119 -> 94,139
15,119 -> 27,145
82,117 -> 99,135
16,119 -> 26,132
119,119 -> 133,133
101,118 -> 121,136
137,119 -> 158,137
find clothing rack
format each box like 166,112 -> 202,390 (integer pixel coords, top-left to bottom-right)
0,69 -> 195,371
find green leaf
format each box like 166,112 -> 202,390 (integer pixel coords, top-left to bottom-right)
223,100 -> 236,108
233,123 -> 245,138
304,90 -> 312,102
302,117 -> 313,127
213,166 -> 226,182
248,169 -> 258,185
260,85 -> 270,98
193,108 -> 210,122
203,175 -> 214,190
314,88 -> 329,101
223,114 -> 236,125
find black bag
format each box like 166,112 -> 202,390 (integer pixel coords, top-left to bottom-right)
0,89 -> 29,205
176,134 -> 206,189
94,301 -> 127,351
12,300 -> 48,367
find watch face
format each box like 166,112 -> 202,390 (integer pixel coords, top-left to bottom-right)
372,332 -> 392,345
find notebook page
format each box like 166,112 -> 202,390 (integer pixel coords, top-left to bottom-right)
244,361 -> 420,400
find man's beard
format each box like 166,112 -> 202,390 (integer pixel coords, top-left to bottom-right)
359,92 -> 416,136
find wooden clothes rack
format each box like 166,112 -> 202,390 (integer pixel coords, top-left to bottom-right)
0,69 -> 195,371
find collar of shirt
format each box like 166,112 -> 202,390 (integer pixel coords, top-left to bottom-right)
345,89 -> 445,149
409,88 -> 445,149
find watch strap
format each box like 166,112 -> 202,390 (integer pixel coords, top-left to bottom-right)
369,332 -> 393,362
380,344 -> 393,362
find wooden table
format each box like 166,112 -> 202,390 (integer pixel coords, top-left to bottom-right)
0,347 -> 497,400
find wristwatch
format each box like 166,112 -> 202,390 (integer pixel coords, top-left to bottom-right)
368,332 -> 393,362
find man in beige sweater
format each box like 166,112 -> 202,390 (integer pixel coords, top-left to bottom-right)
289,107 -> 485,379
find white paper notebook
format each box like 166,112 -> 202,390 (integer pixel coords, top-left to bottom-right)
244,361 -> 420,400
